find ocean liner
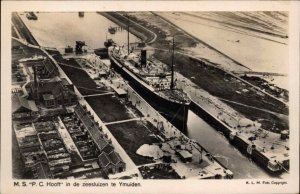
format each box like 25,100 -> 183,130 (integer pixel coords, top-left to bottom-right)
108,39 -> 191,131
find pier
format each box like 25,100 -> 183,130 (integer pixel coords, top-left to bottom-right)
176,73 -> 289,174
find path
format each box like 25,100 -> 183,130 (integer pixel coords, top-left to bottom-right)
219,97 -> 289,120
82,92 -> 115,98
104,117 -> 145,126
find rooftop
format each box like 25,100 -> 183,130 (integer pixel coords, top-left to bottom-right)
12,95 -> 38,113
43,94 -> 55,101
178,150 -> 193,159
74,104 -> 110,151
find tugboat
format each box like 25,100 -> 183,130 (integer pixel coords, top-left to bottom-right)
78,12 -> 84,17
95,34 -> 115,59
108,27 -> 116,34
64,45 -> 73,54
104,39 -> 115,48
75,41 -> 87,54
108,34 -> 191,130
26,12 -> 38,20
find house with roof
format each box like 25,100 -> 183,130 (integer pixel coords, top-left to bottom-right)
12,95 -> 39,119
33,58 -> 59,79
177,150 -> 193,163
32,162 -> 53,179
98,151 -> 126,175
29,77 -> 77,108
73,104 -> 126,174
74,104 -> 113,154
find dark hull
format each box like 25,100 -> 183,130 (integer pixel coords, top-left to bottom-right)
94,48 -> 109,58
110,56 -> 189,131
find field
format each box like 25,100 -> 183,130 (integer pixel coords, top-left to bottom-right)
153,51 -> 288,132
241,75 -> 288,102
12,129 -> 25,179
107,120 -> 162,166
85,95 -> 142,123
59,64 -> 108,95
12,25 -> 18,38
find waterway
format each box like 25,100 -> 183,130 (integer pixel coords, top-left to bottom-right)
187,110 -> 274,179
19,12 -> 140,52
16,12 -> 288,179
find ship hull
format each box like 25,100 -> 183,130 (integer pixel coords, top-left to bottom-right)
110,56 -> 189,131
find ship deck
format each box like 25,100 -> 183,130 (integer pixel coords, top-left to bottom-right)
157,89 -> 191,104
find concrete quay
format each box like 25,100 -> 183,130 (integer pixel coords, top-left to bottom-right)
81,56 -> 233,179
176,73 -> 289,174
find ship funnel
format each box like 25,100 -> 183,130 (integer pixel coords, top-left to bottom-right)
141,49 -> 147,67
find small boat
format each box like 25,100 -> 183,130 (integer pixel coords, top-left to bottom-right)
104,39 -> 115,48
26,12 -> 38,20
75,41 -> 86,54
79,12 -> 84,17
108,27 -> 116,34
64,45 -> 73,54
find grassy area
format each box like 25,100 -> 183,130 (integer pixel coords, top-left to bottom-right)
12,129 -> 25,179
11,39 -> 45,83
107,120 -> 161,166
59,64 -> 108,95
85,95 -> 136,123
46,49 -> 65,62
153,51 -> 288,132
101,12 -> 197,49
12,39 -> 45,61
12,25 -> 18,38
241,75 -> 288,101
224,101 -> 289,132
128,12 -> 198,49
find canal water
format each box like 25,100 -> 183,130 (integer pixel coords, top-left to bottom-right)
19,12 -> 140,51
17,12 -> 287,179
187,110 -> 274,179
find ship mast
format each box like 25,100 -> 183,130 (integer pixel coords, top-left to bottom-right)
127,14 -> 130,55
170,36 -> 175,90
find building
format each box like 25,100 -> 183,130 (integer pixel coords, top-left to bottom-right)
73,104 -> 126,174
98,151 -> 126,175
115,88 -> 127,98
33,58 -> 59,79
177,150 -> 193,163
32,162 -> 53,179
12,95 -> 39,119
29,77 -> 77,108
74,104 -> 112,153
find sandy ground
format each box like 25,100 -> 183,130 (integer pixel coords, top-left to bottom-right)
156,12 -> 289,90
